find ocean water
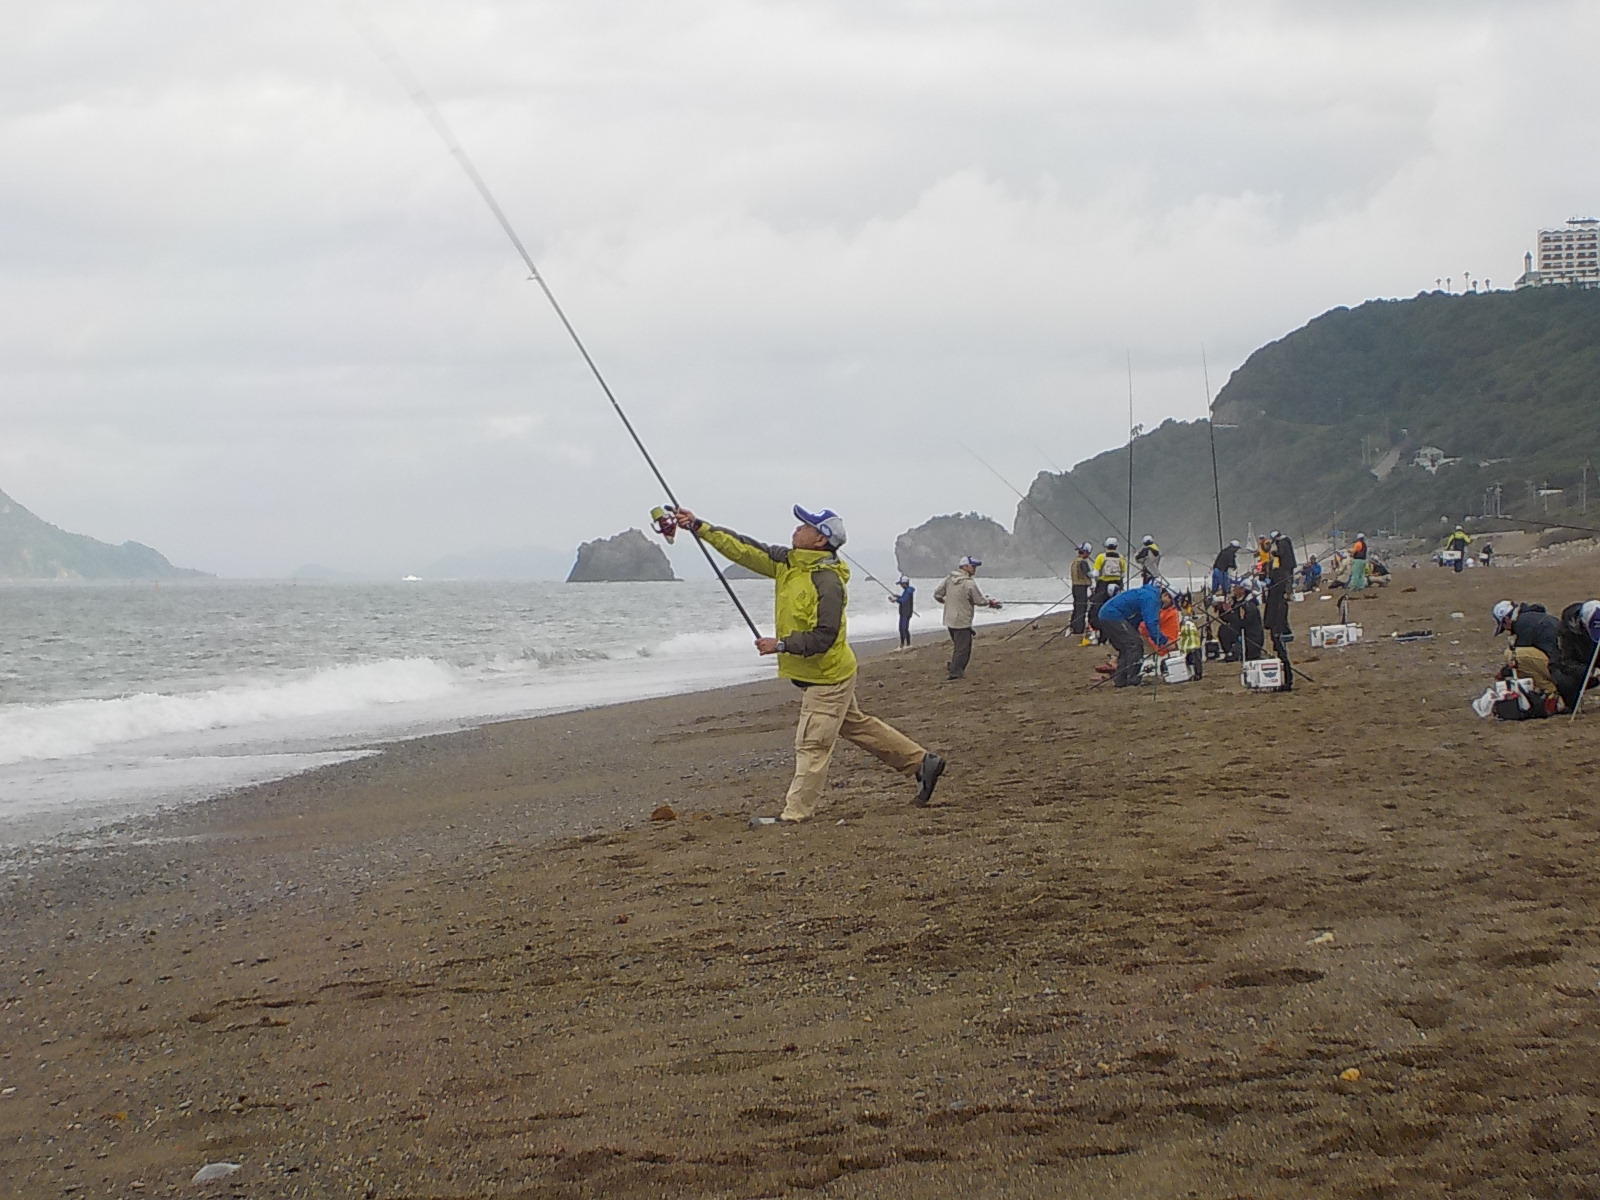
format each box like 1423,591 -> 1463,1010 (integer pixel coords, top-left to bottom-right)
0,575 -> 1068,844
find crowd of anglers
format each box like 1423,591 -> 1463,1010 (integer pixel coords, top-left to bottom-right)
655,502 -> 1597,826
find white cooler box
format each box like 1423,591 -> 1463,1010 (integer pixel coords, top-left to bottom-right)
1242,659 -> 1283,691
1441,549 -> 1463,565
1161,651 -> 1192,683
1310,623 -> 1363,648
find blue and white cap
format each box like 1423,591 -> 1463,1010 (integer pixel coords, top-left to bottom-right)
793,505 -> 847,548
959,555 -> 982,568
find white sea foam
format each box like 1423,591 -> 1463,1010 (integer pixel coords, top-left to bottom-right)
0,657 -> 462,766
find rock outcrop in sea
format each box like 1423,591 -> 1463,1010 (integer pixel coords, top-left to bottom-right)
894,512 -> 1037,578
566,529 -> 677,582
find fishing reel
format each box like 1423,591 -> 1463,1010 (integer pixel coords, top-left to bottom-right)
650,505 -> 679,543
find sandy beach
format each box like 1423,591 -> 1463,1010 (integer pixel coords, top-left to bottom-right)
4,550 -> 1600,1199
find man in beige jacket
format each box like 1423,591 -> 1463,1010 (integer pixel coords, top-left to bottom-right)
934,556 -> 1002,680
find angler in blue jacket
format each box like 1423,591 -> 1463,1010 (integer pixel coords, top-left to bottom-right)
1093,581 -> 1174,688
889,576 -> 916,649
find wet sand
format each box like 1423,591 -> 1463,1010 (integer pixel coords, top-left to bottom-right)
4,551 -> 1600,1198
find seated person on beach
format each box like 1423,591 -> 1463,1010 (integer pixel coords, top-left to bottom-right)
670,504 -> 946,825
1299,557 -> 1323,592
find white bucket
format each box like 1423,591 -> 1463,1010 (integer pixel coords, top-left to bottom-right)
1242,659 -> 1283,690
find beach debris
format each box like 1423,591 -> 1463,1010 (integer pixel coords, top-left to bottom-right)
650,804 -> 677,821
1308,931 -> 1335,945
191,1162 -> 241,1183
614,914 -> 630,925
1449,611 -> 1465,620
1338,1067 -> 1362,1082
1390,630 -> 1435,642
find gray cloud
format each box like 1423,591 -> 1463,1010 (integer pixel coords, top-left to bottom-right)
2,0 -> 1597,575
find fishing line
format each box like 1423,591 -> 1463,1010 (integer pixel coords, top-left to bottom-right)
963,447 -> 1080,571
350,9 -> 761,637
1043,455 -> 1132,549
839,550 -> 897,598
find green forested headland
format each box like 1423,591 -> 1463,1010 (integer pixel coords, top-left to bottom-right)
995,287 -> 1600,571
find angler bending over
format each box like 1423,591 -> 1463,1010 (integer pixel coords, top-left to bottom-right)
673,504 -> 945,825
1092,581 -> 1174,688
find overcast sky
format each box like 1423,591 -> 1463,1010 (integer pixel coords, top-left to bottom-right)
4,0 -> 1597,576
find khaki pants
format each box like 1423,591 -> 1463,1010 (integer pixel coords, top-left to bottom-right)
782,676 -> 927,821
1507,647 -> 1557,697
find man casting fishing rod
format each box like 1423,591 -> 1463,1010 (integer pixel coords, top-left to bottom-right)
669,504 -> 946,825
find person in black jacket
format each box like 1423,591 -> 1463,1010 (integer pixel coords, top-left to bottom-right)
1493,600 -> 1565,702
1556,600 -> 1600,708
1262,531 -> 1297,639
1210,539 -> 1241,593
1219,583 -> 1265,661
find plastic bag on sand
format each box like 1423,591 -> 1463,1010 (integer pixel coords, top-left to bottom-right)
1472,689 -> 1495,718
192,1162 -> 241,1183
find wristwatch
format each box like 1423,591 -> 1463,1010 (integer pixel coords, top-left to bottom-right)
775,639 -> 787,653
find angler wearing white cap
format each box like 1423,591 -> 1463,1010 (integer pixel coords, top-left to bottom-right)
1134,535 -> 1162,585
935,555 -> 1002,680
1086,537 -> 1125,636
671,504 -> 946,824
1491,599 -> 1564,703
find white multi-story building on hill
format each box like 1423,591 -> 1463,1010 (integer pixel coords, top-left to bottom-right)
1515,217 -> 1600,289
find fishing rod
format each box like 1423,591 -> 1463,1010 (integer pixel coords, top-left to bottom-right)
1126,352 -> 1137,550
1202,347 -> 1224,550
353,12 -> 762,638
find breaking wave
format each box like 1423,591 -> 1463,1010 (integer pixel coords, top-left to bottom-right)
0,657 -> 463,766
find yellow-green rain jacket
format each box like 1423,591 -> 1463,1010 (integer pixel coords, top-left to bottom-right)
696,524 -> 857,685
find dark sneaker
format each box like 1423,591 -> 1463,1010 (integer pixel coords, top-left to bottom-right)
912,753 -> 946,807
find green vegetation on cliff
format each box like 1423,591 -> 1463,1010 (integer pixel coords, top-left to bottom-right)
1009,287 -> 1600,569
0,487 -> 207,580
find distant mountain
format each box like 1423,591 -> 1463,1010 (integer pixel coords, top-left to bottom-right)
566,529 -> 677,582
914,287 -> 1600,573
0,487 -> 208,580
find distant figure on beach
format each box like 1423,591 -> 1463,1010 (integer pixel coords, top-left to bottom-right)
935,556 -> 1001,680
889,576 -> 916,649
1443,525 -> 1472,573
1480,541 -> 1494,567
1070,543 -> 1094,640
1262,531 -> 1296,641
1211,539 -> 1241,593
1092,581 -> 1173,688
1087,537 -> 1126,638
1135,535 -> 1162,585
1219,583 -> 1265,661
1299,556 -> 1323,593
1348,533 -> 1370,592
671,504 -> 946,825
